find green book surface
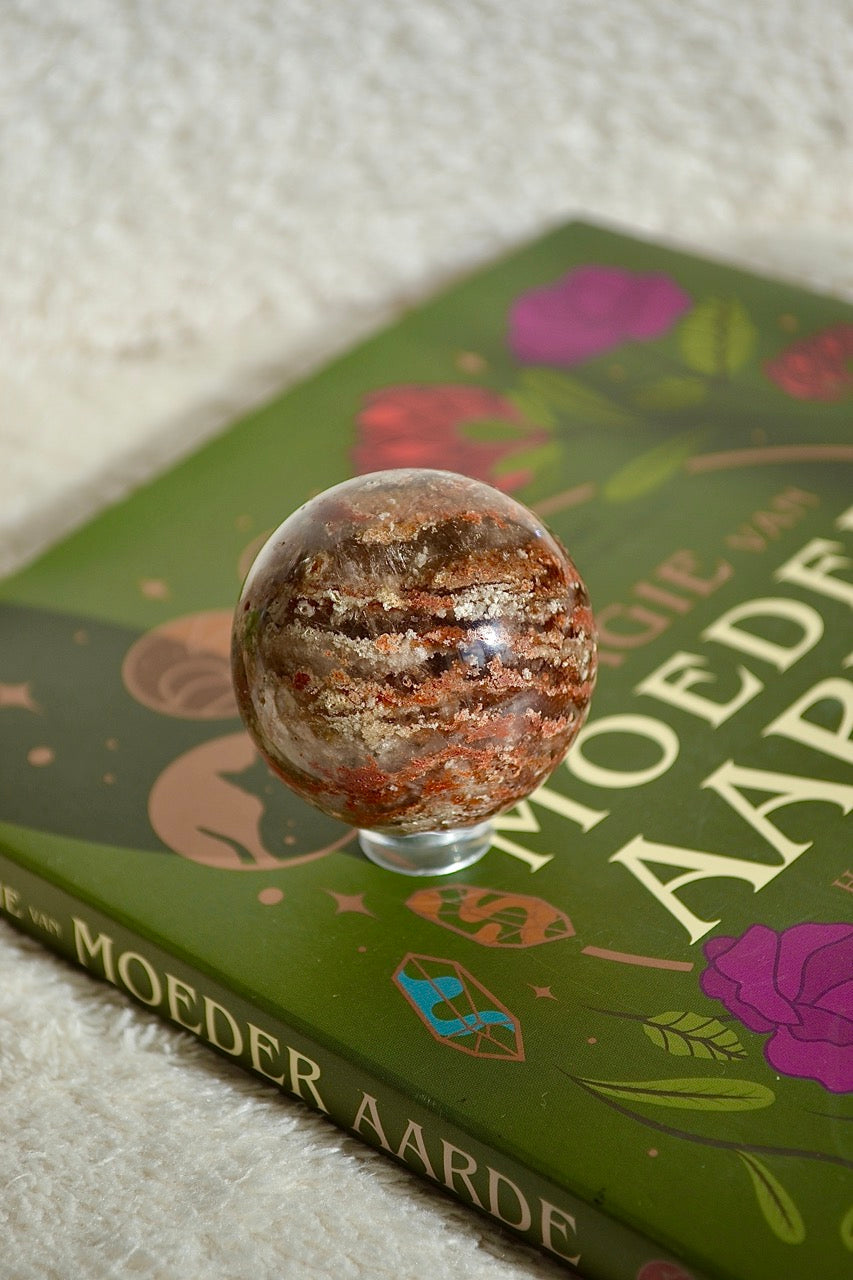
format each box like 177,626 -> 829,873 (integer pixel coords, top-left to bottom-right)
1,221 -> 851,1280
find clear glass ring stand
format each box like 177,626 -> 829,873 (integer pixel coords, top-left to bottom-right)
357,821 -> 493,876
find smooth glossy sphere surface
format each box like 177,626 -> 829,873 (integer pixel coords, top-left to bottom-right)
232,469 -> 597,834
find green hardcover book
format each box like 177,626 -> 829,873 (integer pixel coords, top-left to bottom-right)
1,222 -> 851,1280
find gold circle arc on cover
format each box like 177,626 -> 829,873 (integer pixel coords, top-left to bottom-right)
232,469 -> 597,874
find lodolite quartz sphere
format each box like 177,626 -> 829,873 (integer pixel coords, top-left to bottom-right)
232,469 -> 597,844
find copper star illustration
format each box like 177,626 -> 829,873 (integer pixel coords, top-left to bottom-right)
0,682 -> 41,713
325,891 -> 375,917
529,984 -> 557,1000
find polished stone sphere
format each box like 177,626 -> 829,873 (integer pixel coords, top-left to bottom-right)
232,469 -> 597,835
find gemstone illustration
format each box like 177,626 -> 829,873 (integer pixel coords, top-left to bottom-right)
393,953 -> 524,1060
406,884 -> 574,947
231,469 -> 597,868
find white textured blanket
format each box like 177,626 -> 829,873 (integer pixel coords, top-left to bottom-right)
1,4 -> 850,1277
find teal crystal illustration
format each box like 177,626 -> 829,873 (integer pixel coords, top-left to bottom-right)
393,953 -> 524,1061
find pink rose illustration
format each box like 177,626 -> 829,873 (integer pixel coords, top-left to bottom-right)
700,922 -> 853,1093
352,384 -> 547,492
508,265 -> 691,367
764,322 -> 853,401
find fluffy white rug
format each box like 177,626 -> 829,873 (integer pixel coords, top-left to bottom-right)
1,3 -> 851,1276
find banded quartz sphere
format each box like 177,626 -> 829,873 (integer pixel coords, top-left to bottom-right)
232,469 -> 597,874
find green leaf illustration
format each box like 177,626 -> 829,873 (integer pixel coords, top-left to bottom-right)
603,429 -> 704,502
737,1151 -> 806,1245
575,1076 -> 775,1111
642,1011 -> 746,1061
506,390 -> 558,429
841,1204 -> 853,1252
678,297 -> 757,376
459,417 -> 530,443
631,375 -> 707,411
520,368 -> 633,428
492,440 -> 563,478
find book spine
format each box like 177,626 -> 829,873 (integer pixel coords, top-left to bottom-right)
0,847 -> 709,1280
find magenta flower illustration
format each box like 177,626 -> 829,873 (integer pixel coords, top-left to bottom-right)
700,922 -> 853,1094
508,265 -> 692,367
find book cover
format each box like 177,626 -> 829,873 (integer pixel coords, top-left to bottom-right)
1,221 -> 851,1280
